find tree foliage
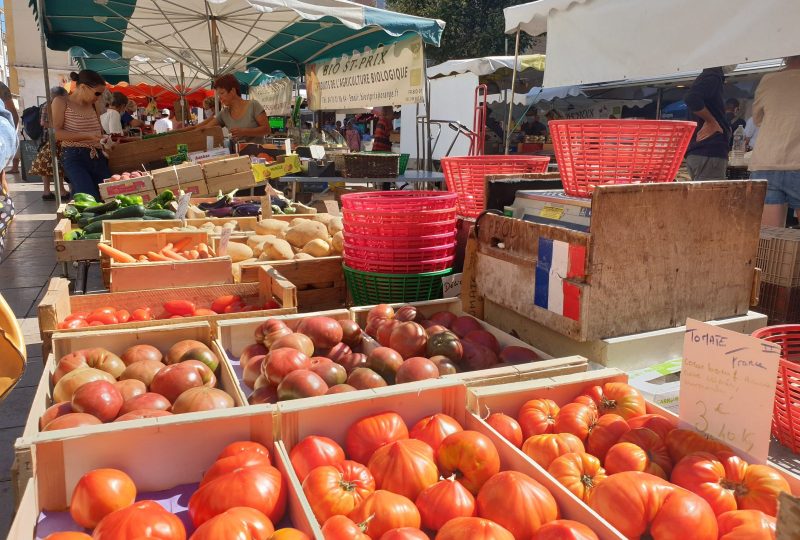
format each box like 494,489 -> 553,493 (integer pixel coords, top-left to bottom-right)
387,0 -> 532,64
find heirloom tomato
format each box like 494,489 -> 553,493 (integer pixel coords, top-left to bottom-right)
345,411 -> 409,464
415,476 -> 476,531
476,471 -> 559,538
522,433 -> 585,469
665,429 -> 731,464
485,413 -> 523,448
347,490 -> 421,540
434,517 -> 514,540
585,413 -> 630,462
409,413 -> 462,453
289,435 -> 345,482
580,382 -> 646,420
189,507 -> 274,540
617,427 -> 673,477
367,439 -> 438,500
92,499 -> 186,540
518,399 -> 560,439
436,431 -> 501,494
320,515 -> 370,540
717,509 -> 776,540
547,452 -> 607,503
302,460 -> 375,522
532,520 -> 600,540
69,468 -> 137,529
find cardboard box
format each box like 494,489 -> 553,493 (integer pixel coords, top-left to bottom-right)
204,170 -> 255,194
159,179 -> 208,196
188,146 -> 231,163
626,358 -> 682,413
252,154 -> 302,182
202,155 -> 252,179
98,174 -> 154,200
151,162 -> 205,190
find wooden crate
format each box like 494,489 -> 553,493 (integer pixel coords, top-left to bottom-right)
9,409 -> 319,538
473,181 -> 765,342
276,378 -> 619,539
109,229 -> 211,256
13,321 -> 248,508
202,155 -> 252,179
98,174 -> 155,201
107,127 -> 223,174
101,215 -> 325,241
110,257 -> 234,292
465,368 -> 800,538
37,265 -> 297,357
240,256 -> 345,311
151,162 -> 205,190
53,219 -> 100,263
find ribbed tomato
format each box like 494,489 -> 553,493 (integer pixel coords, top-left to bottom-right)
378,528 -> 428,540
665,429 -> 731,464
434,517 -> 514,539
617,427 -> 673,477
485,413 -> 523,448
200,451 -> 273,487
270,528 -> 310,539
69,468 -> 137,529
217,441 -> 271,461
580,382 -> 646,420
476,470 -> 559,538
42,533 -> 92,540
345,411 -> 409,464
436,431 -> 501,494
92,499 -> 186,540
585,413 -> 630,462
604,442 -> 667,479
554,403 -> 598,441
518,399 -> 560,439
532,519 -> 600,539
368,439 -> 438,500
717,509 -> 776,540
627,414 -> 675,441
522,433 -> 585,469
348,490 -> 421,540
409,413 -> 463,453
416,477 -> 476,531
303,460 -> 375,522
290,435 -> 345,482
670,451 -> 790,516
189,507 -> 274,540
321,515 -> 370,540
589,471 -> 718,540
547,452 -> 607,503
188,465 -> 286,526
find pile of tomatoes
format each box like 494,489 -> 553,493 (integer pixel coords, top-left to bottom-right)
57,296 -> 281,329
42,441 -> 309,540
290,410 -> 599,539
486,380 -> 787,539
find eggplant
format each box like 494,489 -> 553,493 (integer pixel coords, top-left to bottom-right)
206,206 -> 234,217
232,203 -> 261,216
271,196 -> 288,210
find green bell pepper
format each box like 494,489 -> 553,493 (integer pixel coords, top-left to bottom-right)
146,189 -> 174,209
72,193 -> 96,204
63,204 -> 80,221
115,194 -> 144,207
63,229 -> 84,241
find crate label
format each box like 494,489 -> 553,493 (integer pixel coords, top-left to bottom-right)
261,196 -> 272,218
539,206 -> 564,220
680,319 -> 781,463
218,227 -> 232,256
323,200 -> 341,217
534,238 -> 585,321
442,273 -> 462,298
175,193 -> 192,220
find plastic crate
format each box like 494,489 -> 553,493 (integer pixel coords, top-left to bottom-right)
441,155 -> 550,218
751,325 -> 800,452
344,254 -> 455,274
370,151 -> 410,174
342,208 -> 458,225
758,227 -> 800,287
343,265 -> 452,305
344,230 -> 456,249
756,282 -> 800,325
341,190 -> 456,212
344,242 -> 456,263
549,119 -> 696,197
343,220 -> 456,237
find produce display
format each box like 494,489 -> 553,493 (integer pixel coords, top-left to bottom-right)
62,191 -> 177,240
190,190 -> 315,218
57,295 -> 281,329
40,440 -> 305,539
40,341 -> 235,431
103,170 -> 148,183
237,305 -> 541,405
99,238 -> 219,263
290,410 -> 597,539
489,381 -> 785,539
229,215 -> 344,266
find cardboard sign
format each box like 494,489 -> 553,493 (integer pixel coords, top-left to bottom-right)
249,78 -> 293,116
175,193 -> 192,221
679,319 -> 781,463
218,228 -> 232,256
261,196 -> 272,218
442,273 -> 462,298
323,200 -> 341,217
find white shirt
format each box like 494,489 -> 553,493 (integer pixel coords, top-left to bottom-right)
744,117 -> 759,150
100,109 -> 123,135
153,117 -> 173,134
749,69 -> 800,171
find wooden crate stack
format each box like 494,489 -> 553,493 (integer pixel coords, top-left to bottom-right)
756,226 -> 800,323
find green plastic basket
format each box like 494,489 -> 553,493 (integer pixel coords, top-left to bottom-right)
369,152 -> 410,174
343,265 -> 452,305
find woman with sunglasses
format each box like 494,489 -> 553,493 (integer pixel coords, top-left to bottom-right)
192,74 -> 271,143
52,70 -> 110,199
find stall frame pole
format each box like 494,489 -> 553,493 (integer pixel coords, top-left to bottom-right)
504,29 -> 521,155
422,44 -> 433,172
38,0 -> 61,203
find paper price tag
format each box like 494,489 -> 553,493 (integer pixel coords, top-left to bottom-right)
218,227 -> 232,256
175,193 -> 192,220
323,200 -> 341,217
442,273 -> 462,298
679,319 -> 781,463
261,196 -> 272,218
540,206 -> 564,220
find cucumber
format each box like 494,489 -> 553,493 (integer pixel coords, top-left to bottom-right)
83,221 -> 104,234
86,199 -> 120,215
108,205 -> 146,219
143,209 -> 176,219
83,233 -> 102,240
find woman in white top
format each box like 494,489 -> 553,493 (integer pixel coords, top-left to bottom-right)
100,91 -> 127,135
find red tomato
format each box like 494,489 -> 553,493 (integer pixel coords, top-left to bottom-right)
476,470 -> 559,539
532,520 -> 600,540
115,309 -> 131,323
189,506 -> 274,540
91,306 -> 117,316
580,382 -> 646,420
89,321 -> 105,326
435,517 -> 514,539
436,431 -> 501,495
605,442 -> 668,479
188,465 -> 286,526
548,452 -> 607,503
303,460 -> 375,522
59,318 -> 89,329
169,315 -> 185,319
217,441 -> 271,461
378,528 -> 428,540
409,413 -> 463,454
224,302 -> 246,314
271,529 -> 310,540
617,427 -> 673,478
212,295 -> 242,314
665,429 -> 732,464
589,471 -> 718,540
670,451 -> 790,516
367,439 -> 438,501
92,499 -> 186,540
163,300 -> 195,316
289,435 -> 345,482
585,413 -> 630,462
348,490 -> 420,539
87,312 -> 119,325
193,308 -> 217,316
345,411 -> 409,464
554,402 -> 598,442
131,308 -> 153,321
522,433 -> 585,469
518,399 -> 560,439
200,451 -> 273,487
64,312 -> 89,322
717,509 -> 776,540
416,477 -> 476,531
321,515 -> 370,540
627,414 -> 675,441
485,413 -> 523,448
264,299 -> 280,310
69,469 -> 137,529
42,533 -> 93,540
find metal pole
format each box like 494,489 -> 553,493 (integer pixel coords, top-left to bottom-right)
504,30 -> 521,155
210,18 -> 221,114
422,44 -> 433,172
38,0 -> 61,202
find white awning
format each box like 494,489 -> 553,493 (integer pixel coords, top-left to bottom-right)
504,0 -> 800,88
428,55 -> 545,78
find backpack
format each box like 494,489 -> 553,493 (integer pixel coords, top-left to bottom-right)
21,105 -> 43,141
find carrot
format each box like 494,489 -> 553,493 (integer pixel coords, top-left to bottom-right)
196,242 -> 209,254
98,243 -> 136,264
162,248 -> 187,261
172,237 -> 194,252
198,250 -> 210,259
146,251 -> 171,262
186,250 -> 200,260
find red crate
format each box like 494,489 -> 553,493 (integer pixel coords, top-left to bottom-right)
344,254 -> 454,274
344,230 -> 456,250
340,190 -> 456,212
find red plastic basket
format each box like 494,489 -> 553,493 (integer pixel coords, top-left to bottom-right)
441,155 -> 550,218
343,221 -> 457,237
344,230 -> 456,250
751,325 -> 800,452
344,254 -> 454,274
344,242 -> 456,263
549,119 -> 696,198
341,190 -> 456,212
343,208 -> 457,225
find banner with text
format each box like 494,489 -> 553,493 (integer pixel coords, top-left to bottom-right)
306,35 -> 425,111
249,79 -> 293,116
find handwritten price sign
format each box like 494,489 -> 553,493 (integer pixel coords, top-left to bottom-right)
680,319 -> 781,463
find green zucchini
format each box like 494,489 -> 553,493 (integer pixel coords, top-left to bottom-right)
108,205 -> 146,219
83,232 -> 102,240
82,221 -> 104,234
143,209 -> 176,219
86,199 -> 121,215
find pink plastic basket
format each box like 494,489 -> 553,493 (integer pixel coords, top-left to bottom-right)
340,191 -> 457,212
344,231 -> 456,250
344,242 -> 456,263
751,325 -> 800,453
343,221 -> 457,237
344,254 -> 455,274
441,155 -> 550,218
343,208 -> 457,225
549,119 -> 696,197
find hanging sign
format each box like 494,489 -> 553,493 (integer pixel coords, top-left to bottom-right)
249,79 -> 293,116
679,319 -> 781,463
306,35 -> 425,111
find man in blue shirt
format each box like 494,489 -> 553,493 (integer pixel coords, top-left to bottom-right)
684,67 -> 731,180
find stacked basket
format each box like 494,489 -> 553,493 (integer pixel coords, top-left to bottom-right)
341,191 -> 457,305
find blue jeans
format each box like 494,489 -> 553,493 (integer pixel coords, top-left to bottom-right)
62,147 -> 110,200
751,170 -> 800,208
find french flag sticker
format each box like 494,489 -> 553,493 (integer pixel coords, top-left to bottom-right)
534,238 -> 584,321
